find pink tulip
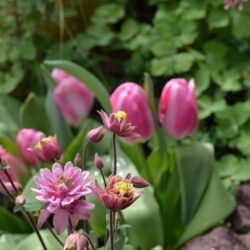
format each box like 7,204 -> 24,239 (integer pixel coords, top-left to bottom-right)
51,68 -> 70,83
110,83 -> 154,143
0,146 -> 28,182
16,128 -> 45,166
52,70 -> 94,126
158,78 -> 198,139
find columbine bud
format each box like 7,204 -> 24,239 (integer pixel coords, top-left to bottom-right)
158,78 -> 198,139
110,82 -> 154,143
94,153 -> 104,169
53,74 -> 94,126
64,233 -> 86,250
15,195 -> 26,206
73,153 -> 81,166
87,127 -> 105,143
29,135 -> 61,163
16,128 -> 45,166
131,176 -> 149,188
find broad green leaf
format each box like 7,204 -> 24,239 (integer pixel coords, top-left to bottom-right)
176,143 -> 213,225
119,19 -> 140,41
176,171 -> 235,247
42,65 -> 73,150
0,207 -> 29,233
44,60 -> 111,113
22,176 -> 44,212
195,64 -> 210,96
0,234 -> 25,249
19,93 -> 52,135
15,230 -> 64,250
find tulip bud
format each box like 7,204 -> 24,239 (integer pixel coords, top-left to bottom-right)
51,68 -> 70,83
53,75 -> 94,126
64,233 -> 86,250
15,195 -> 26,206
94,153 -> 104,169
110,82 -> 154,143
29,135 -> 61,163
87,127 -> 105,143
158,78 -> 198,139
16,128 -> 45,166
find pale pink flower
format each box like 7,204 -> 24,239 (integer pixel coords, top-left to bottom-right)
16,128 -> 45,166
32,162 -> 95,234
110,82 -> 154,143
158,78 -> 198,139
92,174 -> 148,211
98,110 -> 139,139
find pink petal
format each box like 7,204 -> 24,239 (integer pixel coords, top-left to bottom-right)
53,209 -> 69,235
38,209 -> 50,229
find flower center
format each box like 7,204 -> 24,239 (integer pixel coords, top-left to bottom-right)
114,111 -> 127,121
114,181 -> 133,195
55,175 -> 72,187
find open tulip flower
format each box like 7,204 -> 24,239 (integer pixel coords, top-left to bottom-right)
32,162 -> 95,234
98,110 -> 139,139
92,174 -> 149,211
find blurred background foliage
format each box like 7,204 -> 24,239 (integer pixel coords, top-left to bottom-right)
1,0 -> 250,192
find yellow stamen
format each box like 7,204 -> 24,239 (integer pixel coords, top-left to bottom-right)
115,181 -> 133,195
114,111 -> 127,121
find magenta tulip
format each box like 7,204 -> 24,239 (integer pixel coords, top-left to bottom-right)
158,78 -> 198,139
110,83 -> 154,143
52,69 -> 94,126
16,128 -> 45,166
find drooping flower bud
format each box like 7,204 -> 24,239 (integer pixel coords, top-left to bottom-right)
64,232 -> 86,250
110,82 -> 154,143
158,78 -> 198,139
16,128 -> 45,166
87,127 -> 105,144
29,135 -> 61,163
73,153 -> 81,166
131,176 -> 149,188
15,195 -> 26,206
53,73 -> 94,126
94,153 -> 104,169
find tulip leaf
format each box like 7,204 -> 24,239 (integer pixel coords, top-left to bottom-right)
176,170 -> 236,247
176,142 -> 213,225
42,65 -> 73,150
19,93 -> 52,135
44,60 -> 111,113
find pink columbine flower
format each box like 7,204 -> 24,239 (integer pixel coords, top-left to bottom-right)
29,135 -> 61,163
110,82 -> 154,143
224,0 -> 245,10
0,146 -> 27,182
92,174 -> 148,211
52,69 -> 94,126
16,128 -> 45,166
98,110 -> 139,139
64,233 -> 86,250
32,162 -> 95,234
158,78 -> 198,139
